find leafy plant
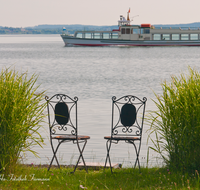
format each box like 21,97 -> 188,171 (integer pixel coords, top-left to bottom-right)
147,67 -> 200,173
0,68 -> 46,173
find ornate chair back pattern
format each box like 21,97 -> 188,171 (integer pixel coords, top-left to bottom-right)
104,95 -> 147,172
45,94 -> 90,173
111,95 -> 147,137
46,94 -> 78,137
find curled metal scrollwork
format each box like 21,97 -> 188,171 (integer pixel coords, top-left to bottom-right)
56,94 -> 61,101
45,96 -> 49,101
55,94 -> 66,101
143,97 -> 147,102
50,125 -> 77,135
71,129 -> 76,135
74,96 -> 78,102
112,125 -> 141,136
51,127 -> 56,134
123,95 -> 136,104
123,96 -> 128,102
56,125 -> 68,131
122,126 -> 133,133
112,96 -> 117,101
135,129 -> 141,136
130,96 -> 136,103
113,129 -> 118,135
62,125 -> 68,131
58,125 -> 62,131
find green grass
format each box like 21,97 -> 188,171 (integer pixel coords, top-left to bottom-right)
0,68 -> 46,173
0,165 -> 200,189
147,66 -> 200,173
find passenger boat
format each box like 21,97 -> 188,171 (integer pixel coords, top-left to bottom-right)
61,10 -> 200,46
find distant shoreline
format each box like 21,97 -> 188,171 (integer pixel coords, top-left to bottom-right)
1,22 -> 200,34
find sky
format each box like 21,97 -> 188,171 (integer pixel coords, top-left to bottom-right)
1,0 -> 200,28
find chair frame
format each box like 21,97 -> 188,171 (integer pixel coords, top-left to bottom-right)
104,95 -> 147,172
45,94 -> 89,173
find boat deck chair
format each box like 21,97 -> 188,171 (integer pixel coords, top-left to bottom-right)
45,94 -> 90,173
104,95 -> 147,172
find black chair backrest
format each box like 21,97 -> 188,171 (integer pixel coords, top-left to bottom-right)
111,95 -> 147,137
120,103 -> 136,127
45,94 -> 78,136
55,102 -> 69,125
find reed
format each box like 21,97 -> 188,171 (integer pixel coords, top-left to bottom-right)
0,68 -> 46,174
147,66 -> 200,173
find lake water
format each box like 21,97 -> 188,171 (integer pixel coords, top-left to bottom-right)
1,34 -> 200,168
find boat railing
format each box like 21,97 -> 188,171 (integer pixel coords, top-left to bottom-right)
154,27 -> 200,30
62,33 -> 74,36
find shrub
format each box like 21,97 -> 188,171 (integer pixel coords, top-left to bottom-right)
0,68 -> 45,173
148,67 -> 200,173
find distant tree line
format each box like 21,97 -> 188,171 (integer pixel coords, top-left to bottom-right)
0,25 -> 118,34
0,27 -> 67,34
1,22 -> 200,34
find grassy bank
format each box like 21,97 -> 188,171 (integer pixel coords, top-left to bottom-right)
0,165 -> 200,189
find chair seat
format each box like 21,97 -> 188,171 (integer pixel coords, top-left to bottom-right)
104,136 -> 140,140
52,134 -> 90,140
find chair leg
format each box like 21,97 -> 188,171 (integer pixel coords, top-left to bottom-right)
131,141 -> 141,170
48,141 -> 62,171
104,140 -> 113,173
73,140 -> 88,173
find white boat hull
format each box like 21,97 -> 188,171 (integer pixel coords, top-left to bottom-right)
61,35 -> 200,47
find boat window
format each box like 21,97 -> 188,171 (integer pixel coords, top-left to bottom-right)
94,33 -> 101,39
85,33 -> 92,39
172,34 -> 179,40
143,29 -> 150,34
121,28 -> 125,34
111,33 -> 118,39
126,28 -> 130,34
162,34 -> 170,40
190,34 -> 198,40
103,33 -> 110,39
181,34 -> 189,40
141,28 -> 144,34
76,33 -> 83,38
153,34 -> 161,40
133,29 -> 139,34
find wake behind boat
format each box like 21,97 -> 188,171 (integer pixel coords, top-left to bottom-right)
61,9 -> 200,46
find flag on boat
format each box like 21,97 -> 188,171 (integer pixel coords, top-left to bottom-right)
63,27 -> 66,31
127,8 -> 130,21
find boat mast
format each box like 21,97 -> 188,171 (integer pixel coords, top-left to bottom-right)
127,8 -> 130,21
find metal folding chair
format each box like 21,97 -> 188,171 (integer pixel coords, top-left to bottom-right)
104,95 -> 147,172
45,94 -> 90,173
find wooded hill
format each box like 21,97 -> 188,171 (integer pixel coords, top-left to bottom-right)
1,22 -> 200,34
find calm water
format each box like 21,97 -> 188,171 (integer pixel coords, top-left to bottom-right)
1,34 -> 200,167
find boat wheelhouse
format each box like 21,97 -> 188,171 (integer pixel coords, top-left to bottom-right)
61,11 -> 200,46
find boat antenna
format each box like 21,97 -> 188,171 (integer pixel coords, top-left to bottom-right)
130,15 -> 139,21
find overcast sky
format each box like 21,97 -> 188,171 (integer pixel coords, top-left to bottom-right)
1,0 -> 200,27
